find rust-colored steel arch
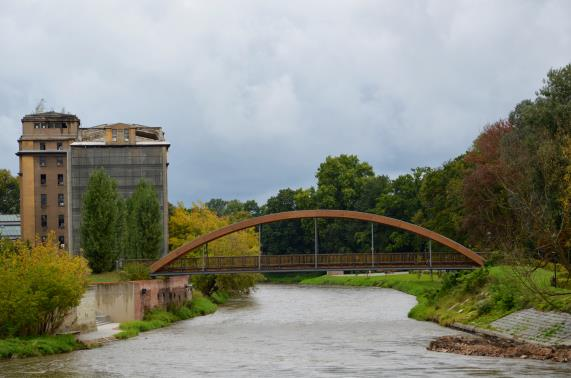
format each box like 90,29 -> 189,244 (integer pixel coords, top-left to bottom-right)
150,210 -> 484,273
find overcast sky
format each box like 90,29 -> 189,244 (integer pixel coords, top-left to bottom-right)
1,1 -> 570,205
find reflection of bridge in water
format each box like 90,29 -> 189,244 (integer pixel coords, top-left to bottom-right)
150,210 -> 485,276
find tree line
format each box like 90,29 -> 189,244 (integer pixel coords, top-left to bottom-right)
198,64 -> 571,276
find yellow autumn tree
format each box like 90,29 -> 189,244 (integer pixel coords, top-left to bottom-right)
169,202 -> 259,256
0,234 -> 90,336
168,203 -> 262,295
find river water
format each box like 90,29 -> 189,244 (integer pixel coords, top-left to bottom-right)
1,285 -> 570,377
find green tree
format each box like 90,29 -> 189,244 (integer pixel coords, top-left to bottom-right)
80,169 -> 121,273
126,180 -> 163,259
375,167 -> 430,251
413,156 -> 468,244
0,169 -> 19,214
261,188 -> 315,254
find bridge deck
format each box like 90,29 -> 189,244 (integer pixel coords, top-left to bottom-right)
152,252 -> 479,276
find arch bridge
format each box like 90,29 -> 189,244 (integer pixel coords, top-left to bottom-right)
150,210 -> 484,276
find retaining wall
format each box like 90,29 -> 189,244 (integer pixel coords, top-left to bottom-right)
95,276 -> 191,323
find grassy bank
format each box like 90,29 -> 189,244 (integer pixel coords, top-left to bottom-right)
0,335 -> 84,359
115,292 -> 218,339
300,267 -> 571,328
263,272 -> 324,284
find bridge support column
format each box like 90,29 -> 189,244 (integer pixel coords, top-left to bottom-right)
314,218 -> 318,268
429,240 -> 432,278
258,225 -> 262,271
371,223 -> 374,268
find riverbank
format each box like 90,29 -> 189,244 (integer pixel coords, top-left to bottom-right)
0,335 -> 85,359
300,267 -> 571,327
296,267 -> 571,361
0,292 -> 220,359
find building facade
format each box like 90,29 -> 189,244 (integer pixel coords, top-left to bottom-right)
17,112 -> 169,255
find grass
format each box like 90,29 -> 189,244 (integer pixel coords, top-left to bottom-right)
0,335 -> 83,359
302,272 -> 441,297
88,271 -> 122,283
299,266 -> 571,328
263,272 -> 325,284
115,292 -> 218,340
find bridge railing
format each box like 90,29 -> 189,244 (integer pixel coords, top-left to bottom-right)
156,252 -> 477,274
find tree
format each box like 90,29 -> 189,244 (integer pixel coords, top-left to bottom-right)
0,169 -> 19,214
0,235 -> 90,336
168,203 -> 262,295
375,167 -> 430,251
413,156 -> 468,244
80,169 -> 121,273
261,188 -> 314,254
126,180 -> 163,259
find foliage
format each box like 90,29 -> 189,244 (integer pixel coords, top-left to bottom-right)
205,198 -> 260,221
0,335 -> 82,359
0,236 -> 90,336
0,169 -> 19,214
115,294 -> 217,339
80,169 -> 121,273
119,262 -> 151,281
169,203 -> 263,295
125,180 -> 163,259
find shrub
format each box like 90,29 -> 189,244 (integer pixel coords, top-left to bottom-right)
119,262 -> 151,281
0,236 -> 90,336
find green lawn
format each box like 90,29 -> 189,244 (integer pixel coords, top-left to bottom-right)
88,271 -> 122,283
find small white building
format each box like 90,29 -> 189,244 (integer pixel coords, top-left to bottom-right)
0,214 -> 21,240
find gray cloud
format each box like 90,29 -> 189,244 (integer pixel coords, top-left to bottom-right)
1,0 -> 570,204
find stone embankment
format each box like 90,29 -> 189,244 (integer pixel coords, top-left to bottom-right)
429,309 -> 571,362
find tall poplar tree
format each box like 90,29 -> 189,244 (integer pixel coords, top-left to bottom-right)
126,180 -> 163,259
80,169 -> 120,273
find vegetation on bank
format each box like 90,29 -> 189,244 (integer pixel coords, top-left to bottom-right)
0,237 -> 90,337
301,267 -> 571,328
115,292 -> 218,340
0,335 -> 84,359
263,272 -> 324,284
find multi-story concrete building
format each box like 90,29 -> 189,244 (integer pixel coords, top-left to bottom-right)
17,112 -> 169,255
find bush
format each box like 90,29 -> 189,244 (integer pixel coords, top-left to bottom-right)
0,237 -> 90,336
192,273 -> 262,296
119,262 -> 151,281
0,335 -> 81,359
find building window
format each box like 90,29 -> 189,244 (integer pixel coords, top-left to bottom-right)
40,174 -> 46,185
41,194 -> 47,208
61,122 -> 67,128
57,142 -> 63,150
58,215 -> 65,229
124,129 -> 129,142
58,236 -> 65,248
58,193 -> 64,207
112,129 -> 117,142
40,142 -> 46,150
41,123 -> 47,129
34,123 -> 40,129
57,157 -> 64,167
58,174 -> 64,186
39,156 -> 46,167
41,215 -> 47,228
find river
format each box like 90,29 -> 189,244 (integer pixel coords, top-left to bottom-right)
1,285 -> 570,377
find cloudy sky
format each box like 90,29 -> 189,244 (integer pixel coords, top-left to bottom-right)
1,1 -> 570,205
